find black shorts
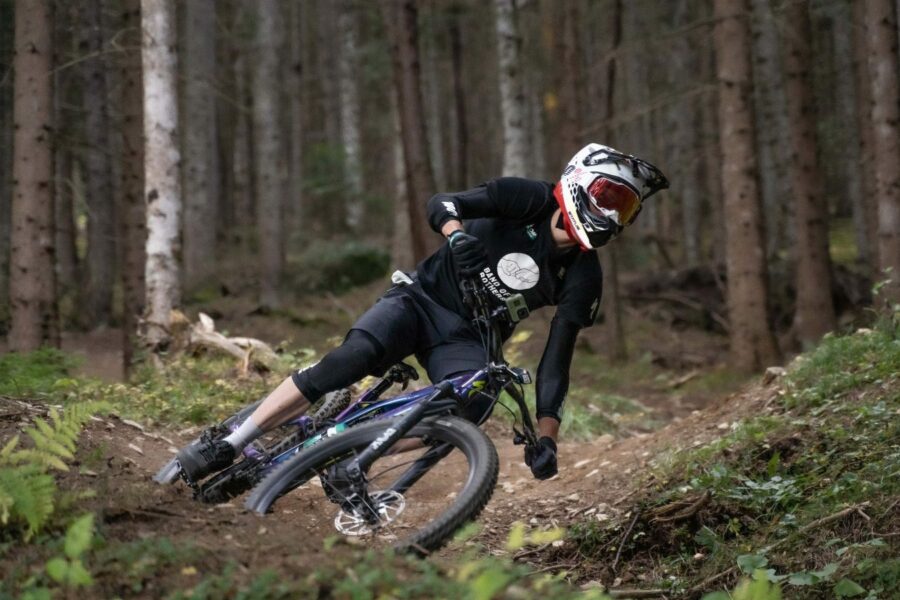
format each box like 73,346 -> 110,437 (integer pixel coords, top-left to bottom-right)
349,279 -> 487,383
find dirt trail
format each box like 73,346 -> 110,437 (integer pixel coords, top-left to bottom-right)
51,375 -> 773,594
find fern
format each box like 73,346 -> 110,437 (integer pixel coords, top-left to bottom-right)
0,401 -> 108,539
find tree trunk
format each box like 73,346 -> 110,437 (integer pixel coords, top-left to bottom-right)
865,0 -> 900,304
448,10 -> 468,188
391,87 -> 414,270
0,0 -> 12,329
288,0 -> 304,234
10,0 -> 59,351
382,0 -> 437,263
713,0 -> 780,371
853,0 -> 880,277
120,0 -> 146,372
52,0 -> 76,297
600,0 -> 627,362
780,0 -> 836,346
749,0 -> 791,263
338,1 -> 363,228
80,0 -> 116,327
494,0 -> 528,176
181,0 -> 218,291
254,0 -> 285,308
828,0 -> 870,274
142,0 -> 181,351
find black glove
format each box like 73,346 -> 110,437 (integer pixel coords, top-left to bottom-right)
524,436 -> 558,480
448,231 -> 488,276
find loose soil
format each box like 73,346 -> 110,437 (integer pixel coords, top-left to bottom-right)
1,373 -> 777,597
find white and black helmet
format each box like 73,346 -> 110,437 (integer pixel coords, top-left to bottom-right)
553,143 -> 669,250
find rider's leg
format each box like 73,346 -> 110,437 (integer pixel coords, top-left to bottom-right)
178,330 -> 390,480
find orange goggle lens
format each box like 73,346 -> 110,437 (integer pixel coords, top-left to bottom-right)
586,177 -> 641,225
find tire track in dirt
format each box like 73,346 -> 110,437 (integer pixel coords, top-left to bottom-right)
69,376 -> 774,584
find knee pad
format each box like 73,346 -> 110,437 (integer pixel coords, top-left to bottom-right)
291,330 -> 384,401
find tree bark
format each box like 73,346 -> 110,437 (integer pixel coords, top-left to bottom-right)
338,1 -> 363,228
448,9 -> 468,188
52,0 -> 76,297
120,0 -> 146,372
10,0 -> 59,351
80,0 -> 116,327
181,0 -> 218,291
749,0 -> 791,262
288,0 -> 304,234
142,0 -> 181,351
382,0 -> 437,263
780,0 -> 836,346
600,0 -> 627,361
713,0 -> 780,371
865,0 -> 900,304
494,0 -> 528,176
253,0 -> 285,308
853,0 -> 880,276
0,1 -> 12,328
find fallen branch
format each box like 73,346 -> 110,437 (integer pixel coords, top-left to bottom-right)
188,312 -> 279,372
649,491 -> 710,524
608,589 -> 668,599
612,509 -> 641,573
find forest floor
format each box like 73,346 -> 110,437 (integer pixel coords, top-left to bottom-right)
2,279 -> 896,599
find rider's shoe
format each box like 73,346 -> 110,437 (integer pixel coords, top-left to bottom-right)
177,438 -> 236,482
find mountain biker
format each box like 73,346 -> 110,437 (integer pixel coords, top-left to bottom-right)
177,143 -> 668,483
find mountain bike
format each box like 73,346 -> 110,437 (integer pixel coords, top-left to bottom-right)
154,359 -> 456,503
242,277 -> 542,554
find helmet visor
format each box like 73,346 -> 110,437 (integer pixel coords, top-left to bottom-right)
586,176 -> 642,225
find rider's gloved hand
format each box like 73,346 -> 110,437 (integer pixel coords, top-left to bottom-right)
524,436 -> 558,480
448,230 -> 488,276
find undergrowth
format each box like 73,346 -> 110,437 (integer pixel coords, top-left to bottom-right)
568,315 -> 900,599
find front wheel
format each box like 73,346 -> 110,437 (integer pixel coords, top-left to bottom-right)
244,415 -> 499,554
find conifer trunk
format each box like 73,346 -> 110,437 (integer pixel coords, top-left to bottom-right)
780,0 -> 836,345
253,0 -> 285,308
713,0 -> 780,371
382,0 -> 437,263
10,0 -> 58,351
80,0 -> 116,326
494,0 -> 527,176
120,0 -> 146,371
181,0 -> 218,290
865,0 -> 900,304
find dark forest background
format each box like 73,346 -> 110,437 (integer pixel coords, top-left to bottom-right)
1,0 -> 899,373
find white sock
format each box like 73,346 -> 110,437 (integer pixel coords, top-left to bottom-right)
223,416 -> 264,451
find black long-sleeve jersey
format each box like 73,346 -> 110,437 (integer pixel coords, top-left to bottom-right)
416,177 -> 603,422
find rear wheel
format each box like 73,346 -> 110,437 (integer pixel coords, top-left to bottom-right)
245,415 -> 499,554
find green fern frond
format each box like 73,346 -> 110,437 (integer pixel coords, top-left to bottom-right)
25,428 -> 75,461
0,467 -> 56,539
7,449 -> 70,472
1,435 -> 20,457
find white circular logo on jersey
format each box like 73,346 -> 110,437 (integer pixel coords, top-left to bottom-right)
496,253 -> 540,290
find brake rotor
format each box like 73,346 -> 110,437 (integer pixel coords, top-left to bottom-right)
334,490 -> 407,536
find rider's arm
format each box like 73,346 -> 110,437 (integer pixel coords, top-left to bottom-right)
427,178 -> 553,233
535,316 -> 581,424
536,256 -> 604,427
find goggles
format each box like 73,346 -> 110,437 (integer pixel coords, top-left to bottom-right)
584,176 -> 642,226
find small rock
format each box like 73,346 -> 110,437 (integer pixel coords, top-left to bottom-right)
596,434 -> 615,446
552,540 -> 565,548
717,422 -> 729,430
573,459 -> 591,469
763,366 -> 786,385
580,581 -> 604,591
693,552 -> 705,560
586,469 -> 600,478
565,493 -> 580,502
122,419 -> 146,432
127,443 -> 144,455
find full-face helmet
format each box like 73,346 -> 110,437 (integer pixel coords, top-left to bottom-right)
554,143 -> 669,250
